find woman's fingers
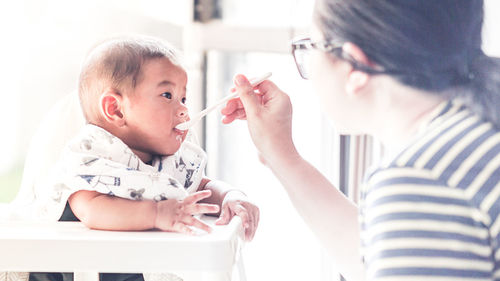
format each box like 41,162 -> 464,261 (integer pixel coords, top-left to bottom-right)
226,73 -> 296,161
221,98 -> 246,124
221,97 -> 243,115
236,110 -> 247,120
222,115 -> 236,124
223,109 -> 247,122
234,74 -> 261,116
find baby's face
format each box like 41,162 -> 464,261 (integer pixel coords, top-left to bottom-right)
122,57 -> 189,157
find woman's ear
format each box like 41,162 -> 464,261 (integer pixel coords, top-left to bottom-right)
342,42 -> 372,96
99,89 -> 125,127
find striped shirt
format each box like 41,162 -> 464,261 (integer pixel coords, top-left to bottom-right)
360,99 -> 500,281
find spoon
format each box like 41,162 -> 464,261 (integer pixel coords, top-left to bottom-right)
175,72 -> 272,131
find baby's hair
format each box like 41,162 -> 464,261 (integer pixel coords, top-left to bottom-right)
78,35 -> 183,123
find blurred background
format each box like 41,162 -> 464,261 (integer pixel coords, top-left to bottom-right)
1,1 -> 500,281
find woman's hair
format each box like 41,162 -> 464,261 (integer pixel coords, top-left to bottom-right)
78,35 -> 183,123
314,0 -> 500,127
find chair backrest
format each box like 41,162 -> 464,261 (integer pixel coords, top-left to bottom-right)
12,92 -> 85,209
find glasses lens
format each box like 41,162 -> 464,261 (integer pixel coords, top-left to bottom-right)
292,44 -> 311,79
294,49 -> 309,79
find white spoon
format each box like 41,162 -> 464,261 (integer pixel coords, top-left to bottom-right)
175,72 -> 272,131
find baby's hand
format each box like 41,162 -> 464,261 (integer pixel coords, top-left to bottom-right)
215,191 -> 260,241
154,190 -> 219,234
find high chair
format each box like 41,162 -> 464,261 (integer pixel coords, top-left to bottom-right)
0,92 -> 247,281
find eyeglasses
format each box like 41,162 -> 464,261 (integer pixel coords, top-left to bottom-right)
291,37 -> 343,80
291,37 -> 398,80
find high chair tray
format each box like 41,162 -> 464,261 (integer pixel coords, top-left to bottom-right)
0,216 -> 244,274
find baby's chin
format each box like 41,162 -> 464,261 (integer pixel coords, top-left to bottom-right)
159,138 -> 185,156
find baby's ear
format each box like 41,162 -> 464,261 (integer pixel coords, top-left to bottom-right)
99,89 -> 125,126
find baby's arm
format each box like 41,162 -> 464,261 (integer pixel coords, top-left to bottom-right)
198,177 -> 260,241
63,156 -> 218,232
68,190 -> 156,230
68,189 -> 218,233
67,156 -> 188,201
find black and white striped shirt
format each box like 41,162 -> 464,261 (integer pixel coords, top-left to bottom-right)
360,99 -> 500,280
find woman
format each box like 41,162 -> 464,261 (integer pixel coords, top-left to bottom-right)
221,0 -> 500,280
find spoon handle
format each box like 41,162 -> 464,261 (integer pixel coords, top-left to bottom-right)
195,72 -> 272,120
177,72 -> 272,130
199,92 -> 239,117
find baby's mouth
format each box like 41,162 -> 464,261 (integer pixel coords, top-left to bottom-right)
173,126 -> 186,142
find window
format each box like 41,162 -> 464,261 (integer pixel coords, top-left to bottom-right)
204,51 -> 325,281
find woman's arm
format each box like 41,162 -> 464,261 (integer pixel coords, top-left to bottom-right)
222,74 -> 365,280
268,152 -> 365,281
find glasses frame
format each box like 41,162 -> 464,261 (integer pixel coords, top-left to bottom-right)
291,37 -> 396,80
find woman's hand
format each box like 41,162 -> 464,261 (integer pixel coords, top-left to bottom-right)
215,190 -> 260,241
154,190 -> 220,234
221,74 -> 298,165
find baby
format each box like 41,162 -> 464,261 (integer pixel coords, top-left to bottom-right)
42,36 -> 259,235
29,36 -> 259,281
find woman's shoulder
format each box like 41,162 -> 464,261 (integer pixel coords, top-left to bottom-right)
363,165 -> 453,202
378,99 -> 500,187
364,115 -> 500,215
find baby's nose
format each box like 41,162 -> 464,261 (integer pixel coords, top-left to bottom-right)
177,104 -> 188,118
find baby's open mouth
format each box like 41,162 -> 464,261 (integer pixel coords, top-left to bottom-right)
173,127 -> 186,142
173,127 -> 185,134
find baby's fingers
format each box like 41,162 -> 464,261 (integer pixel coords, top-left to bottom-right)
183,190 -> 212,204
247,209 -> 258,241
232,204 -> 250,229
215,204 -> 232,225
172,222 -> 194,235
184,216 -> 212,233
185,203 -> 219,215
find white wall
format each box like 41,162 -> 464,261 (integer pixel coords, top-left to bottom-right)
0,0 -> 184,173
484,0 -> 500,56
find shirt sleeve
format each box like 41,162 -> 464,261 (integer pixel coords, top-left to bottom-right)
31,148 -> 190,221
59,151 -> 189,202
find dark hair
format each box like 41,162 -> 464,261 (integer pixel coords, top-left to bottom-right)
78,36 -> 182,122
314,0 -> 500,127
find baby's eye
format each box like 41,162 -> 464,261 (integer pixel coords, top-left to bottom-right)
161,92 -> 172,99
181,97 -> 187,104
